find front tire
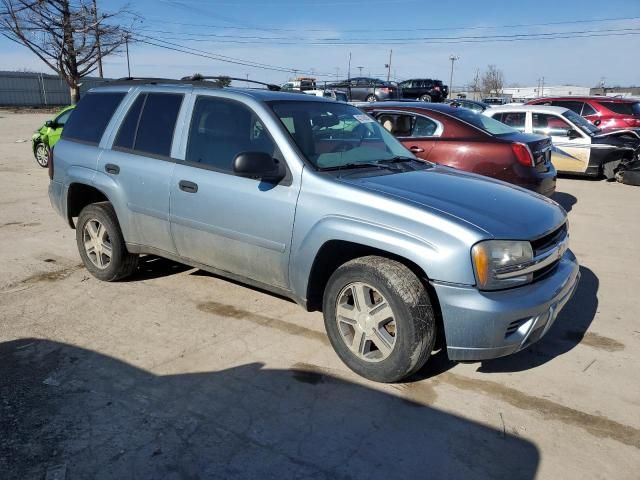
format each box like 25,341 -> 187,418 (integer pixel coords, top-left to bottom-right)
419,94 -> 432,102
76,202 -> 138,281
366,94 -> 378,103
323,256 -> 436,383
34,142 -> 49,168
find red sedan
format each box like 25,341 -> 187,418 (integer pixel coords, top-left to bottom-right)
360,102 -> 557,197
526,96 -> 640,130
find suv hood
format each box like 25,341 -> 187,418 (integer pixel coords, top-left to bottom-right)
339,166 -> 565,239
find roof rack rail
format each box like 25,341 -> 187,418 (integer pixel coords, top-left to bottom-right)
180,75 -> 281,91
107,77 -> 221,89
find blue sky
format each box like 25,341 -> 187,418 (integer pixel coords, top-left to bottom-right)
2,0 -> 640,88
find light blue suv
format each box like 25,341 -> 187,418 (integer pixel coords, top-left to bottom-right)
48,79 -> 580,382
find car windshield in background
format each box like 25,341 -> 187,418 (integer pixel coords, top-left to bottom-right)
563,110 -> 599,135
451,107 -> 518,136
269,101 -> 414,170
598,101 -> 640,116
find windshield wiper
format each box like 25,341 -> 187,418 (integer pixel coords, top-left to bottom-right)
379,156 -> 416,164
321,161 -> 402,173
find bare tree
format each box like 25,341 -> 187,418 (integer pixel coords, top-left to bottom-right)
0,0 -> 137,103
481,65 -> 504,96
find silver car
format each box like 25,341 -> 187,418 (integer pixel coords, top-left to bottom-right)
48,79 -> 580,382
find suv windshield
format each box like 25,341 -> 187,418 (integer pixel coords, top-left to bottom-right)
269,101 -> 413,169
563,110 -> 599,135
451,108 -> 518,136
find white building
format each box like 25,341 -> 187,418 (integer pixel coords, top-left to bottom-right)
502,85 -> 590,100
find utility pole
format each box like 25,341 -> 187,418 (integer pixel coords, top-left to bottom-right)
347,52 -> 352,81
449,54 -> 459,95
357,66 -> 364,76
125,33 -> 131,77
540,76 -> 545,97
92,0 -> 103,78
386,49 -> 392,83
335,67 -> 340,80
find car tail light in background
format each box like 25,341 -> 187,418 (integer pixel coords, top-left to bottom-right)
512,143 -> 535,167
622,117 -> 640,127
48,146 -> 54,180
434,86 -> 441,91
379,87 -> 390,94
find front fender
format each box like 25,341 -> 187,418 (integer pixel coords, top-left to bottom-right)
290,214 -> 475,304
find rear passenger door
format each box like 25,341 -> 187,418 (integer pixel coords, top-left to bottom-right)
169,95 -> 298,288
99,91 -> 186,254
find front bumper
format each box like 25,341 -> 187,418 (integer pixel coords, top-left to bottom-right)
432,249 -> 580,361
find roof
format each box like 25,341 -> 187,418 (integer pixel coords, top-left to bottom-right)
89,77 -> 335,103
529,95 -> 639,103
360,101 -> 462,114
486,105 -> 569,114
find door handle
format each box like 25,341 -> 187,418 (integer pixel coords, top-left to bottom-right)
409,146 -> 425,153
105,163 -> 120,175
179,180 -> 198,193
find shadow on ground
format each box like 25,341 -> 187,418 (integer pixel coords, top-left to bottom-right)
0,339 -> 540,480
478,266 -> 598,373
551,191 -> 577,213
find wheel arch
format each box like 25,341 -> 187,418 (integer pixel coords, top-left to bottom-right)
66,182 -> 110,229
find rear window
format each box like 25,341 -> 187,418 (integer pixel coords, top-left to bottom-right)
453,108 -> 517,136
597,101 -> 640,116
63,92 -> 126,144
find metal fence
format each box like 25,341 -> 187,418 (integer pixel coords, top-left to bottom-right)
0,71 -> 111,107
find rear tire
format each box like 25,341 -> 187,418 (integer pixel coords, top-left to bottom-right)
34,142 -> 49,168
76,202 -> 138,281
366,94 -> 378,103
419,94 -> 432,102
323,256 -> 436,383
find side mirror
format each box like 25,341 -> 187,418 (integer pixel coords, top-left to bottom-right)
567,129 -> 581,139
233,152 -> 284,182
593,119 -> 602,126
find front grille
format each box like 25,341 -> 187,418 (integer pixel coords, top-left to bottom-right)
533,259 -> 560,281
531,223 -> 567,255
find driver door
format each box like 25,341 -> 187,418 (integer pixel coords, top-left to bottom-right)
532,112 -> 590,173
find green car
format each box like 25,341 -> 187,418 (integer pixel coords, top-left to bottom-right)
31,105 -> 75,167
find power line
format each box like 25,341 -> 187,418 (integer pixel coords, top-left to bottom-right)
140,14 -> 640,33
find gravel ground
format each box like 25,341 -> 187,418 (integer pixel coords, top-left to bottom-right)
1,112 -> 639,480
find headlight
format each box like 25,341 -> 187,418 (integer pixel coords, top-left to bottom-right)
471,240 -> 533,290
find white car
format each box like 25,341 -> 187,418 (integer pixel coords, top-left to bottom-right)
484,105 -> 640,178
304,89 -> 349,102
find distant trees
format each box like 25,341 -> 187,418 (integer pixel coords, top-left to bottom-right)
481,65 -> 505,96
0,0 -> 137,103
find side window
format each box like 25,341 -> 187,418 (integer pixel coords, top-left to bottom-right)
55,109 -> 73,127
581,103 -> 597,116
412,116 -> 439,137
113,93 -> 183,157
63,92 -> 126,144
185,96 -> 276,173
114,94 -> 145,150
553,101 -> 582,114
532,113 -> 572,136
135,93 -> 183,157
393,114 -> 413,137
500,112 -> 526,132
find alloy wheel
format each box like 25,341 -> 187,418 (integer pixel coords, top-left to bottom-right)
82,219 -> 112,269
335,282 -> 397,362
35,143 -> 49,167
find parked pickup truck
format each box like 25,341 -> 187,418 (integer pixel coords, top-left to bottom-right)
48,80 -> 580,382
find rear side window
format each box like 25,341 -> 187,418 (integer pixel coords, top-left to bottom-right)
597,101 -> 640,116
552,101 -> 583,114
63,92 -> 126,144
495,112 -> 526,131
113,93 -> 183,157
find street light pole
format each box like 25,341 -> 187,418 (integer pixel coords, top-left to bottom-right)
125,34 -> 131,77
449,55 -> 459,95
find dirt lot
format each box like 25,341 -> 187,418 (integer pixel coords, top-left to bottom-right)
1,112 -> 639,480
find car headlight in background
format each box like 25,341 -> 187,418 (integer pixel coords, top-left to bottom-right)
471,240 -> 534,290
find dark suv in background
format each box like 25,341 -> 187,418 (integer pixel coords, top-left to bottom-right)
398,78 -> 448,102
326,77 -> 400,102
